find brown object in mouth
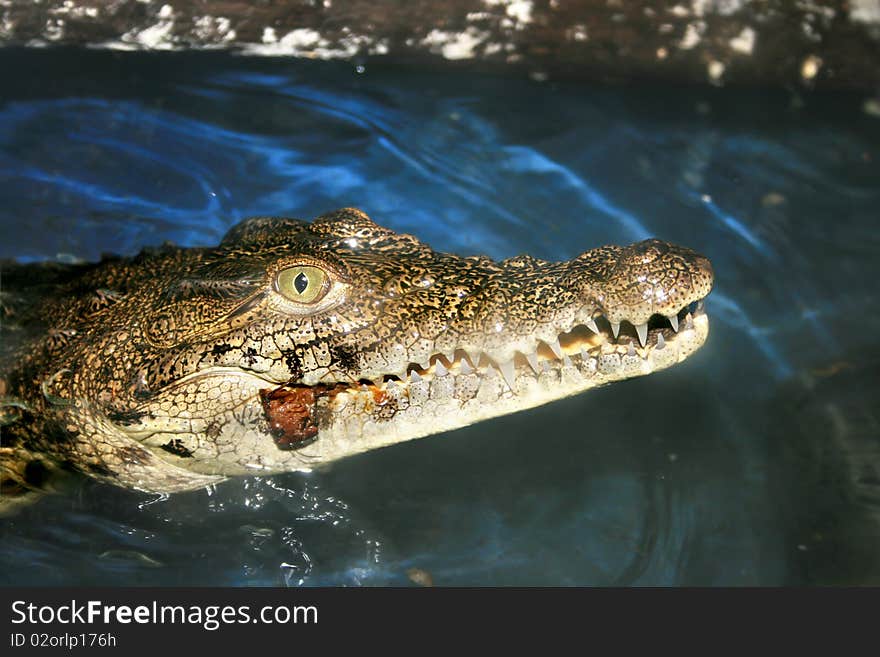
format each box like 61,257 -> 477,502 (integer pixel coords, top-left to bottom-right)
259,383 -> 352,449
259,386 -> 319,449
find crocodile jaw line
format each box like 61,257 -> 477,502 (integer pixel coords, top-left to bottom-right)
310,309 -> 710,462
128,303 -> 709,473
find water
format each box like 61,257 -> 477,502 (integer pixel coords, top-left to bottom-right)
1,48 -> 879,586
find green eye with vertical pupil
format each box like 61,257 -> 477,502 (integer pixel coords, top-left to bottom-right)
276,265 -> 329,303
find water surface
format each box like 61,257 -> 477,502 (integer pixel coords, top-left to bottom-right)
1,49 -> 879,585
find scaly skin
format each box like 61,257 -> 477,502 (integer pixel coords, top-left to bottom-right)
0,208 -> 713,494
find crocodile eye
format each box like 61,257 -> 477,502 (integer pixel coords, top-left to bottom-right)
276,266 -> 330,304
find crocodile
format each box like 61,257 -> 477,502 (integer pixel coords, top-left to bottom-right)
0,208 -> 713,496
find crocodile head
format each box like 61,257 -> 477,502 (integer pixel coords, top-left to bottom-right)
23,208 -> 713,493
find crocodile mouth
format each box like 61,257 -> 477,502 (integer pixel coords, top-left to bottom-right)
392,298 -> 709,388
257,298 -> 709,451
129,298 -> 708,454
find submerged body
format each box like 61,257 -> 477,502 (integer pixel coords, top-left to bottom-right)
0,209 -> 713,494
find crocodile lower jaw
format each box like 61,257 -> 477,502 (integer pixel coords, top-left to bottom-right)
122,303 -> 709,477
287,310 -> 710,463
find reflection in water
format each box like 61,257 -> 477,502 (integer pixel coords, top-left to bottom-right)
1,49 -> 878,585
769,358 -> 880,584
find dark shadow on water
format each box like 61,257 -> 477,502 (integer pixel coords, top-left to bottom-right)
768,355 -> 880,585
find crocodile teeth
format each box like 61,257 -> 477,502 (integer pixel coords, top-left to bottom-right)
656,333 -> 666,350
580,346 -> 590,361
685,312 -> 694,330
585,318 -> 599,334
410,370 -> 422,382
525,351 -> 540,374
497,360 -> 517,392
668,314 -> 679,332
610,321 -> 621,339
627,343 -> 636,357
563,354 -> 572,367
435,360 -> 448,377
547,338 -> 563,360
635,322 -> 648,348
460,360 -> 474,375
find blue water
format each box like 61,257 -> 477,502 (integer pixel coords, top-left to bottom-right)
2,49 -> 879,585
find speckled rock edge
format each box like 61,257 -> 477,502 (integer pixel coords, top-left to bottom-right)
1,0 -> 879,88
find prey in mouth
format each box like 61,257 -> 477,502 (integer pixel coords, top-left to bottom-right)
1,208 -> 713,494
